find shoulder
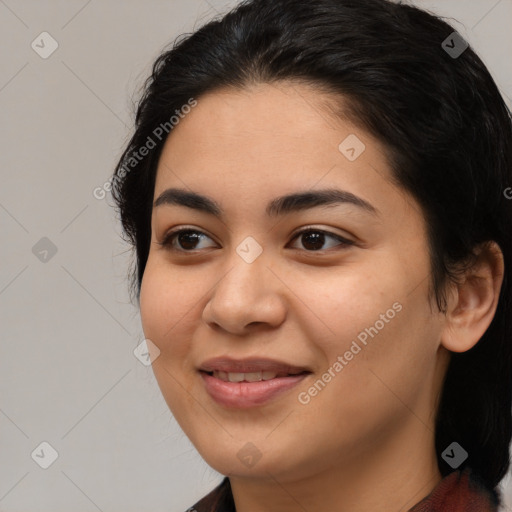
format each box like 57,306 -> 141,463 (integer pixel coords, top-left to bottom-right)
409,467 -> 500,512
183,477 -> 234,512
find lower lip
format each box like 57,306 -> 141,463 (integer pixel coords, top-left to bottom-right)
199,371 -> 310,409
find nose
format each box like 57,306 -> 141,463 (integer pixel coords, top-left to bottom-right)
202,254 -> 287,335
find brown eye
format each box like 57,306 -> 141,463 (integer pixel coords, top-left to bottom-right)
299,231 -> 325,251
157,227 -> 353,254
289,228 -> 353,252
158,229 -> 216,252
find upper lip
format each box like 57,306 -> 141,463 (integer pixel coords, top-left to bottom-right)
198,356 -> 311,374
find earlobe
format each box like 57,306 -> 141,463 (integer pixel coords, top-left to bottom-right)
440,241 -> 504,354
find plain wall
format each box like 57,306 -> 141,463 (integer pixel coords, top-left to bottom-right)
1,1 -> 511,511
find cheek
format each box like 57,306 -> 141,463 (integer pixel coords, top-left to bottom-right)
139,259 -> 215,373
139,261 -> 190,356
139,262 -> 164,342
301,259 -> 437,392
139,262 -> 201,412
299,266 -> 400,348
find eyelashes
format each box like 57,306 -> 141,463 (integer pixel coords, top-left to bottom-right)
156,226 -> 354,254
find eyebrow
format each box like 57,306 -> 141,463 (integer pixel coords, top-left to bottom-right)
153,187 -> 378,218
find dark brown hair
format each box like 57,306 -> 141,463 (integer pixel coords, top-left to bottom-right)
110,0 -> 512,504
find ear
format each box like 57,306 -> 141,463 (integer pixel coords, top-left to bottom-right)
441,241 -> 505,353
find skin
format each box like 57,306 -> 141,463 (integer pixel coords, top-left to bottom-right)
139,81 -> 504,512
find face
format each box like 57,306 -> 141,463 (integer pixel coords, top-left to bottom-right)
139,82 -> 450,483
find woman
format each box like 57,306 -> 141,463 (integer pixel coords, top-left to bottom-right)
110,0 -> 512,510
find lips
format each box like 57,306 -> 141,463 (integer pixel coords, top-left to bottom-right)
198,356 -> 311,375
210,369 -> 298,382
197,356 -> 313,408
199,371 -> 311,408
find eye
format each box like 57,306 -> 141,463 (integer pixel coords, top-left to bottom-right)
157,228 -> 217,252
157,226 -> 353,253
288,227 -> 354,252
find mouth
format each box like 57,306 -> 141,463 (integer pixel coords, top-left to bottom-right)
198,356 -> 312,375
200,369 -> 310,382
198,368 -> 312,408
197,356 -> 313,408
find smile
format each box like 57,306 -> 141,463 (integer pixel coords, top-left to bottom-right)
199,370 -> 311,408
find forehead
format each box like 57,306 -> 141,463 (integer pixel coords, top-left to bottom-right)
155,82 -> 390,188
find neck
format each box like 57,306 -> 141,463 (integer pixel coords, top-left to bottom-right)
229,419 -> 442,512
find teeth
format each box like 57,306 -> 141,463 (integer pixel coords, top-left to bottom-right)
212,370 -> 285,382
228,372 -> 246,382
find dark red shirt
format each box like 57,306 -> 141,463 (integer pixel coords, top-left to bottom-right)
186,467 -> 500,511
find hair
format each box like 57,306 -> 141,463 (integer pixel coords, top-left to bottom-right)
110,0 -> 512,504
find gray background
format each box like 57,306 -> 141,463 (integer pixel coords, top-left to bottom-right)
1,1 -> 511,511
